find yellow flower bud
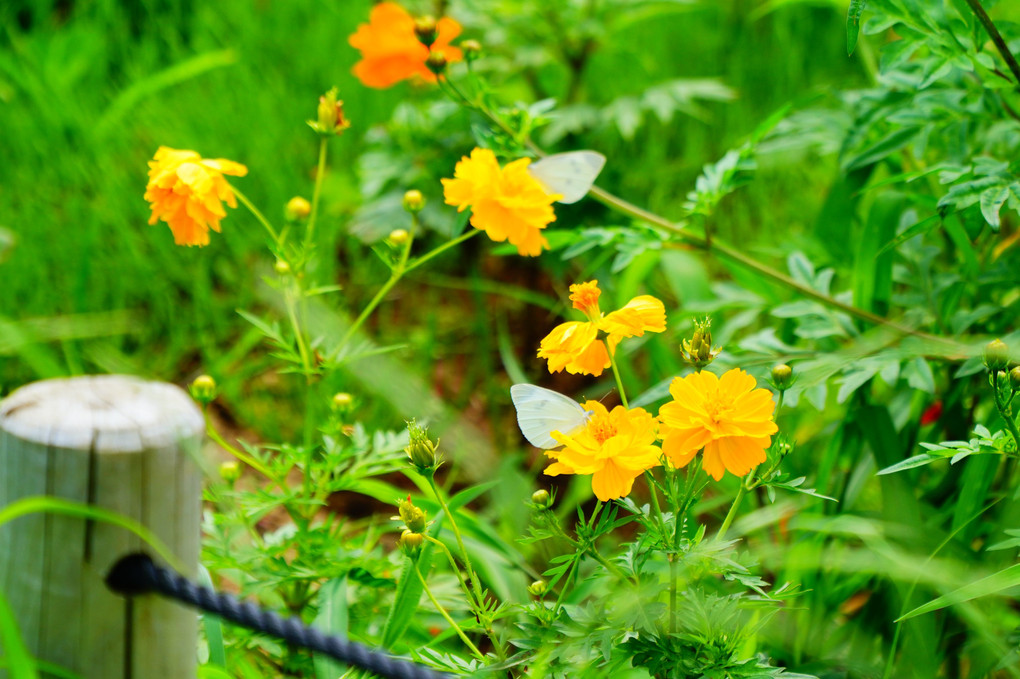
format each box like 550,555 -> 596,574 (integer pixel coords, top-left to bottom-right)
425,51 -> 448,76
387,229 -> 410,246
527,580 -> 547,596
397,496 -> 427,533
984,339 -> 1010,372
531,489 -> 551,509
1011,367 -> 1020,391
219,460 -> 241,484
413,15 -> 438,48
332,392 -> 354,411
190,375 -> 217,405
402,189 -> 425,213
274,259 -> 291,275
285,196 -> 311,221
400,529 -> 424,557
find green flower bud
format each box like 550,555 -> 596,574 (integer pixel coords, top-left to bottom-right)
461,39 -> 482,61
770,363 -> 794,391
219,460 -> 241,484
531,489 -> 551,509
398,496 -> 427,533
274,259 -> 291,275
413,15 -> 438,48
405,420 -> 440,473
425,51 -> 448,77
985,339 -> 1010,372
400,529 -> 424,557
387,229 -> 410,246
1010,367 -> 1020,391
309,87 -> 351,137
527,580 -> 547,596
332,392 -> 354,411
190,375 -> 217,405
682,317 -> 719,368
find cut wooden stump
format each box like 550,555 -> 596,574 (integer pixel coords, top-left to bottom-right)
0,375 -> 204,679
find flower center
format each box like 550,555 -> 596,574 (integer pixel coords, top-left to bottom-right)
587,414 -> 617,445
703,390 -> 735,424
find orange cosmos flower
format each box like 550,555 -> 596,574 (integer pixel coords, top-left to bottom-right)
144,147 -> 248,247
546,402 -> 661,502
658,369 -> 778,481
442,148 -> 560,256
349,3 -> 463,89
537,280 -> 666,376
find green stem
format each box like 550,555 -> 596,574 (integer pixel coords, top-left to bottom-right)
405,229 -> 479,273
339,273 -> 401,349
413,562 -> 485,660
232,186 -> 281,246
716,481 -> 749,541
427,476 -> 485,606
963,0 -> 1020,89
427,536 -> 478,611
992,372 -> 1020,454
305,137 -> 329,247
606,341 -> 629,408
205,418 -> 278,485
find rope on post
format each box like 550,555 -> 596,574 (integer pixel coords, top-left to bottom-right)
106,553 -> 454,679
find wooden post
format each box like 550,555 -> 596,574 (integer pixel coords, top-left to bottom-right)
0,375 -> 204,679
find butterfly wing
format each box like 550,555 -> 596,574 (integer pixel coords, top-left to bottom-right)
510,384 -> 590,449
527,151 -> 607,204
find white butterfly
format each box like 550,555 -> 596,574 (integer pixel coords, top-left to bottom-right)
510,384 -> 592,449
527,151 -> 607,205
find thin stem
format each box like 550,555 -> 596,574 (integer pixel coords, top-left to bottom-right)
232,187 -> 281,246
964,0 -> 1020,89
413,562 -> 485,660
716,481 -> 749,541
305,137 -> 329,246
427,536 -> 477,611
204,419 -> 278,485
992,372 -> 1020,454
405,229 -> 480,273
339,273 -> 401,349
606,341 -> 629,408
427,476 -> 485,606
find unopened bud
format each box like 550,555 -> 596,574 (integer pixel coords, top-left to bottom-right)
274,259 -> 291,275
190,375 -> 217,405
527,580 -> 547,596
400,529 -> 424,557
309,87 -> 351,137
682,317 -> 719,368
219,460 -> 241,484
1011,367 -> 1020,391
405,420 -> 440,473
770,364 -> 794,391
531,489 -> 551,509
285,196 -> 311,221
425,51 -> 448,76
398,496 -> 428,533
413,15 -> 438,48
388,229 -> 409,246
402,189 -> 425,213
984,339 -> 1010,372
462,39 -> 482,60
332,392 -> 354,411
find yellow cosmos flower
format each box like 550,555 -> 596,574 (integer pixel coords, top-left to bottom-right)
658,369 -> 778,481
537,280 -> 667,377
145,147 -> 248,247
545,402 -> 661,501
441,148 -> 560,256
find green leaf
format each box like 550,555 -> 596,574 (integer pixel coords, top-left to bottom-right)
0,588 -> 38,679
314,576 -> 349,679
844,126 -> 920,171
980,184 -> 1010,228
847,0 -> 868,56
197,565 -> 226,668
877,214 -> 941,254
897,564 -> 1020,621
877,453 -> 944,475
380,532 -> 436,649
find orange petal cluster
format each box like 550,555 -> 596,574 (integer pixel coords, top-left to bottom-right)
546,402 -> 661,501
659,369 -> 778,480
144,146 -> 248,247
537,280 -> 667,376
349,3 -> 463,89
442,148 -> 560,256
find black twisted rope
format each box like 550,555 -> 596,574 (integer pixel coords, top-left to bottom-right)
106,553 -> 453,679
